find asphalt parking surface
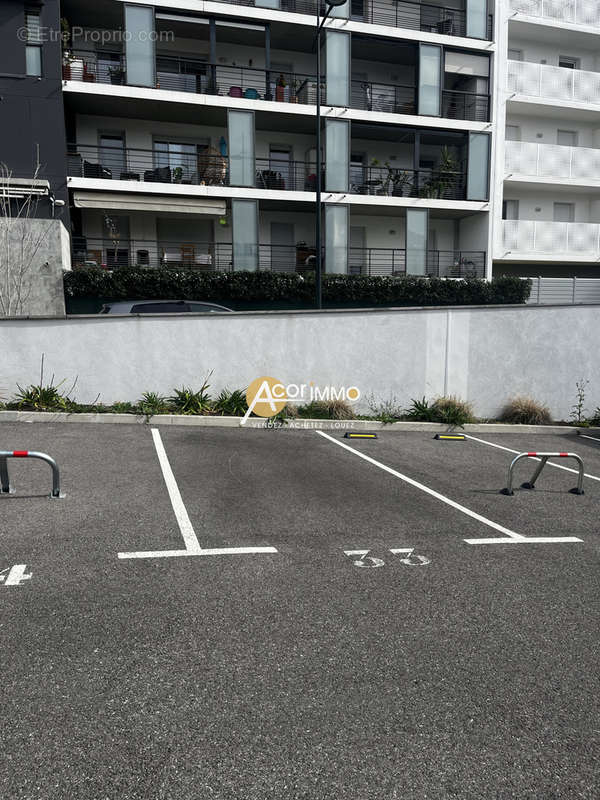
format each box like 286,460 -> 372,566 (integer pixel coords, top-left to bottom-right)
0,423 -> 599,799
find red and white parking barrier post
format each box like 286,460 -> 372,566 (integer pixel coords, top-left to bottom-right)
0,451 -> 63,498
501,452 -> 585,496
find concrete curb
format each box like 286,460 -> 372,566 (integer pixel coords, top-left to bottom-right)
0,410 -> 581,435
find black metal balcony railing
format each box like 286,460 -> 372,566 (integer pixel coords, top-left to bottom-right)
67,144 -> 324,192
212,0 -> 493,41
442,89 -> 490,122
71,238 -> 485,277
351,79 -> 416,115
66,52 -> 324,106
69,145 -> 482,200
350,165 -> 470,201
67,52 -> 489,122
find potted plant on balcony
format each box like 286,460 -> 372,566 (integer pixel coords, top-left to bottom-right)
290,79 -> 299,103
275,74 -> 287,102
419,148 -> 460,199
173,166 -> 184,184
381,162 -> 413,197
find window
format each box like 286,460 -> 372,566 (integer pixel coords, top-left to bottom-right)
506,125 -> 521,141
557,130 -> 578,147
553,202 -> 575,222
25,9 -> 42,77
502,199 -> 519,220
154,140 -> 200,183
508,49 -> 523,61
559,56 -> 579,69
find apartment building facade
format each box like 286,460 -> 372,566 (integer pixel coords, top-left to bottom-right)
494,0 -> 600,276
42,0 -> 492,280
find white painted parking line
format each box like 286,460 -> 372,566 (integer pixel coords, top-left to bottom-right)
578,433 -> 600,444
317,431 -> 582,546
118,429 -> 277,560
465,434 -> 600,483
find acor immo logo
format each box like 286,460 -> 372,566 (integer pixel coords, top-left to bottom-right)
242,377 -> 360,423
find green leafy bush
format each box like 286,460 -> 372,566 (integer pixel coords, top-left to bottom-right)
403,397 -> 438,422
9,379 -> 76,412
64,269 -> 531,309
169,378 -> 212,415
499,396 -> 552,425
137,392 -> 169,416
213,388 -> 248,416
110,401 -> 137,414
403,395 -> 473,426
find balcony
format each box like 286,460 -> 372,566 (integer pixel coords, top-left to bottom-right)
66,50 -> 489,122
72,238 -> 485,277
65,53 -> 323,107
509,0 -> 600,27
503,220 -> 600,258
507,60 -> 600,107
67,144 -> 320,193
350,164 -> 468,200
505,140 -> 600,183
212,0 -> 493,40
67,144 -> 471,200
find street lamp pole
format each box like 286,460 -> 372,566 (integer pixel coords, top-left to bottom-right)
314,0 -> 346,310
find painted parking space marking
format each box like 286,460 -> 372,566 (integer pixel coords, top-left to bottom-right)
344,549 -> 430,568
578,433 -> 600,444
317,431 -> 582,545
465,434 -> 600,483
345,550 -> 385,568
389,548 -> 431,565
0,565 -> 32,586
118,429 -> 277,560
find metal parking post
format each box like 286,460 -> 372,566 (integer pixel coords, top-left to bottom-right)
0,451 -> 63,498
501,451 -> 585,496
0,455 -> 12,494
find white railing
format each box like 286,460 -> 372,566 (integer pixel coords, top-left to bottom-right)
509,0 -> 600,26
503,221 -> 600,255
505,140 -> 600,181
526,277 -> 600,304
507,60 -> 600,105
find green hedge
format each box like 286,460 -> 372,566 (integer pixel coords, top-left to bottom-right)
63,269 -> 531,310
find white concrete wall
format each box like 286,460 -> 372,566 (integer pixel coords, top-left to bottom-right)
0,305 -> 596,419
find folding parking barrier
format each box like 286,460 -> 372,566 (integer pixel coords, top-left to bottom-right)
0,451 -> 63,498
500,451 -> 584,496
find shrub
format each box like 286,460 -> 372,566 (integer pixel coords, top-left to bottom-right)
431,396 -> 474,426
297,400 -> 355,420
367,393 -> 404,424
403,395 -> 473,426
283,403 -> 299,419
403,397 -> 438,422
587,408 -> 600,426
110,401 -> 137,414
9,379 -> 76,412
64,269 -> 532,309
169,381 -> 212,415
499,396 -> 552,425
213,388 -> 248,416
137,392 -> 169,416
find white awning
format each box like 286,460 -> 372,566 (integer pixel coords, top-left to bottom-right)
72,191 -> 226,216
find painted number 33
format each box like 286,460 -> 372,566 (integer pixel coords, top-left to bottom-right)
344,549 -> 430,568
